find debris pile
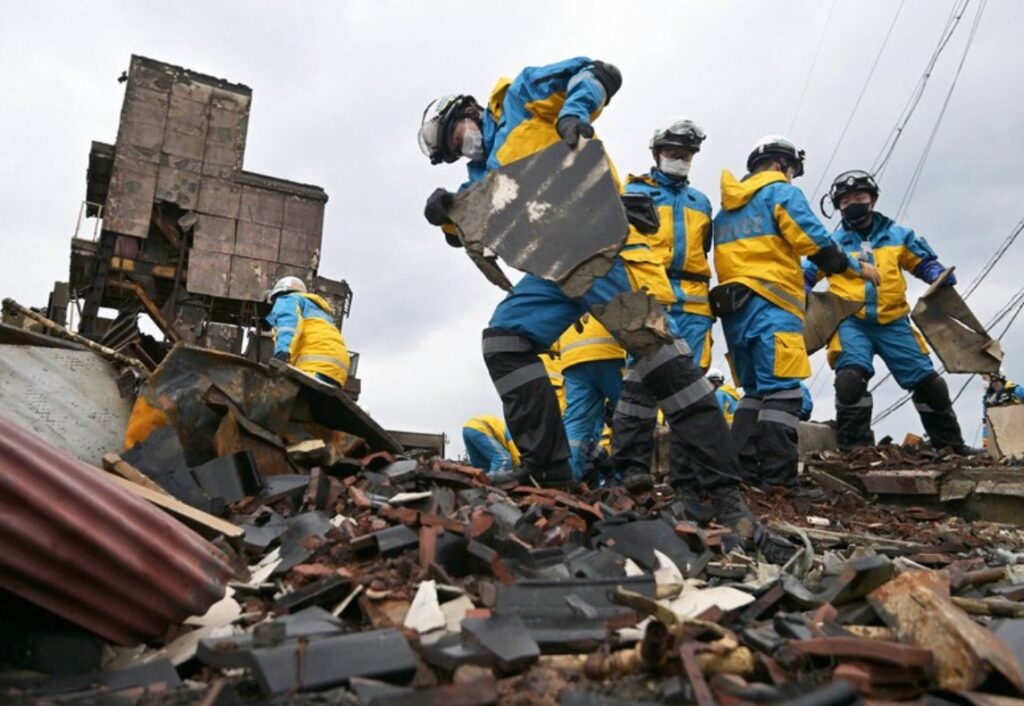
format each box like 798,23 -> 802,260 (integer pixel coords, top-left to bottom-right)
6,360 -> 1024,706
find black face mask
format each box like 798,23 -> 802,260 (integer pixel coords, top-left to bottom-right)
841,202 -> 873,229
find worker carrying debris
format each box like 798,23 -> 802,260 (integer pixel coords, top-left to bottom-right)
707,368 -> 741,424
461,414 -> 521,481
266,276 -> 351,387
713,137 -> 881,493
804,170 -> 974,454
557,314 -> 625,480
982,369 -> 1024,446
611,117 -> 716,493
418,57 -> 757,538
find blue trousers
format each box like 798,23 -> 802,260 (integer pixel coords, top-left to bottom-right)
462,427 -> 514,474
831,316 -> 934,390
667,311 -> 713,370
563,359 -> 623,478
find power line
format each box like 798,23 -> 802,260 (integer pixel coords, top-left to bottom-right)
788,0 -> 838,135
871,0 -> 973,178
808,0 -> 906,201
895,0 -> 987,221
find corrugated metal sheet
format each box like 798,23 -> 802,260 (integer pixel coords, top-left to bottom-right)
0,345 -> 132,464
0,413 -> 232,646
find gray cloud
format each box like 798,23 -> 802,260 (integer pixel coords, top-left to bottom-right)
1,0 -> 1020,455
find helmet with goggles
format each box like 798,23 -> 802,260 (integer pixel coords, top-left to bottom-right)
828,169 -> 880,208
747,135 -> 806,177
650,116 -> 706,152
418,94 -> 480,165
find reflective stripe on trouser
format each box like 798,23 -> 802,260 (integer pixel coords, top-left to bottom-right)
563,359 -> 623,479
836,393 -> 874,449
624,340 -> 742,492
482,328 -> 569,471
730,389 -> 801,488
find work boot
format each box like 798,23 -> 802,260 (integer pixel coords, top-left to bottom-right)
525,460 -> 575,490
754,525 -> 800,565
623,468 -> 655,495
952,444 -> 984,456
708,485 -> 757,541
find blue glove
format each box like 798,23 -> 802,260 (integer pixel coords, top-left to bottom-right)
273,350 -> 290,362
803,269 -> 818,297
914,260 -> 956,286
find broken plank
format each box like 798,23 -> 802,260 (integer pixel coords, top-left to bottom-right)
102,452 -> 172,497
95,467 -> 244,539
862,469 -> 944,495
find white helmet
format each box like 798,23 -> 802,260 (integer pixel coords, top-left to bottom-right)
266,276 -> 307,302
649,116 -> 706,151
418,94 -> 479,165
706,367 -> 726,384
747,134 -> 806,177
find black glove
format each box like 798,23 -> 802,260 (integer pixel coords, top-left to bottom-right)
273,350 -> 290,362
556,115 -> 594,148
424,188 -> 454,227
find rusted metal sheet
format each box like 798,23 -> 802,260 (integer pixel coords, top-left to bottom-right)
0,413 -> 232,646
868,569 -> 1024,692
187,249 -> 231,298
228,255 -> 275,301
912,268 -> 1003,374
0,345 -> 132,464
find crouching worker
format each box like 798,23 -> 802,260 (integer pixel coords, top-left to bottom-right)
462,414 -> 521,483
266,276 -> 351,387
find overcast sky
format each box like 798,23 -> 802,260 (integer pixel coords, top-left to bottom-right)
2,1 -> 1021,456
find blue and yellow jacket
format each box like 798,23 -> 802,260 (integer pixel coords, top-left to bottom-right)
624,170 -> 714,319
713,170 -> 859,320
267,292 -> 351,386
804,213 -> 940,325
463,415 -> 521,466
715,384 -> 741,425
557,314 -> 626,371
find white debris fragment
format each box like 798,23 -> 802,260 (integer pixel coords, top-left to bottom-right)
403,579 -> 446,634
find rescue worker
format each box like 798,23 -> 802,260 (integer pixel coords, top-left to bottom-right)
805,170 -> 972,453
982,370 -> 1024,446
799,381 -> 814,422
266,276 -> 350,387
713,137 -> 880,491
707,367 -> 741,425
419,58 -> 756,536
462,414 -> 520,478
612,117 -> 717,493
558,314 -> 626,479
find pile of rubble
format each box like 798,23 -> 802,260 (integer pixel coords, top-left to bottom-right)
6,356 -> 1024,706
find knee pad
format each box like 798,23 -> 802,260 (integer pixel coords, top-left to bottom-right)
913,373 -> 952,411
835,367 -> 869,406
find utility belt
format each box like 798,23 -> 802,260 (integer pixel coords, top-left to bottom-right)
665,269 -> 711,284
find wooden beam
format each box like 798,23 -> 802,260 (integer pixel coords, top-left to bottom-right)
102,452 -> 172,497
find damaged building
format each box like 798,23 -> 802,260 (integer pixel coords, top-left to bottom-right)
6,54 -> 1024,706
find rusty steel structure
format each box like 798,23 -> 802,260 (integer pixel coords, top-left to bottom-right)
0,413 -> 233,646
60,56 -> 356,393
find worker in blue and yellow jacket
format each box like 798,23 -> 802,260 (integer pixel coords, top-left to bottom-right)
557,314 -> 626,479
982,370 -> 1024,447
712,137 -> 880,491
418,58 -> 755,536
266,276 -> 350,387
805,170 -> 970,453
462,414 -> 521,479
612,118 -> 716,489
707,368 -> 741,425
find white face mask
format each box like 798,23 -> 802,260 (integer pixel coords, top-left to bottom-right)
659,156 -> 692,178
460,122 -> 484,161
